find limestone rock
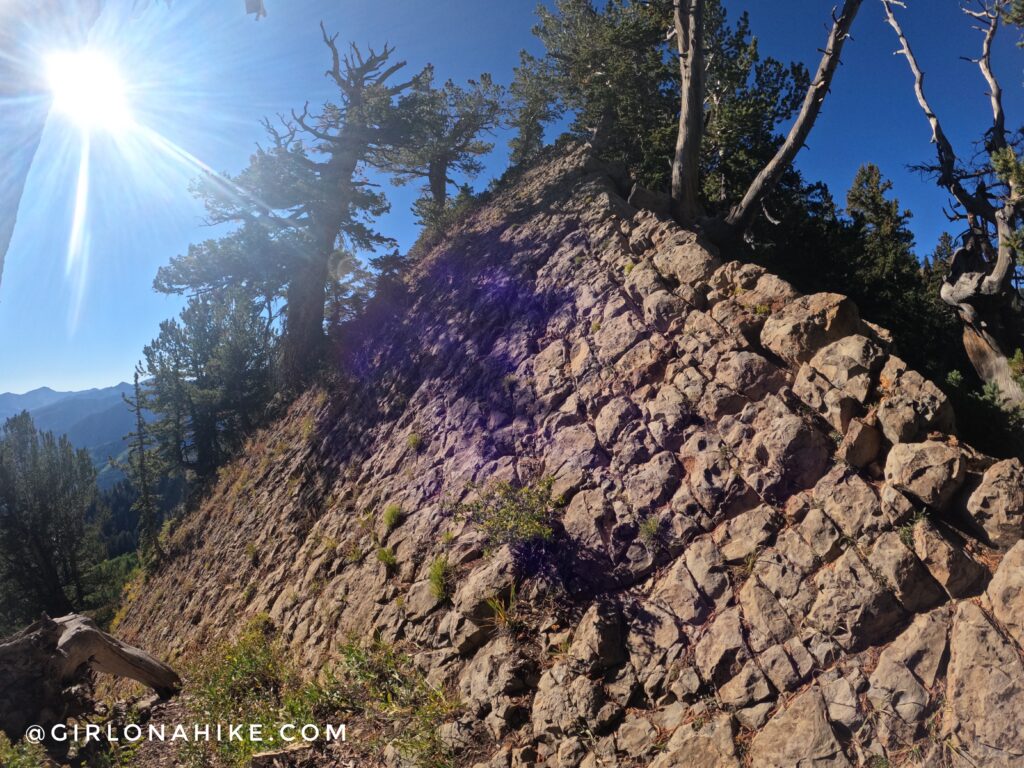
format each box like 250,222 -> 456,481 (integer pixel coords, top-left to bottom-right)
760,293 -> 860,365
867,609 -> 949,724
911,520 -> 987,599
967,458 -> 1024,549
836,418 -> 882,469
868,531 -> 945,613
885,441 -> 965,510
946,602 -> 1024,766
985,540 -> 1024,647
650,713 -> 740,768
569,601 -> 625,674
805,549 -> 905,651
652,238 -> 721,286
748,687 -> 851,767
876,356 -> 954,444
453,547 -> 517,626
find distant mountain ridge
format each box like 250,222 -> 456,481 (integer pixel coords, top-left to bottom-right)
0,382 -> 134,486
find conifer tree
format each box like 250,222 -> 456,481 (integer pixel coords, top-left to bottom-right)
374,69 -> 505,224
125,372 -> 163,571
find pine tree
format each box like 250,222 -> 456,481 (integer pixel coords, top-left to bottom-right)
0,413 -> 102,631
190,29 -> 424,388
125,372 -> 163,572
374,69 -> 505,225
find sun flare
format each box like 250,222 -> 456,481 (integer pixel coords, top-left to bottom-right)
46,50 -> 133,133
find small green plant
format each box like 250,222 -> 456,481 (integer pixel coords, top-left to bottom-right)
638,515 -> 661,546
242,582 -> 257,603
753,303 -> 772,317
0,733 -> 48,768
623,261 -> 635,275
428,555 -> 455,601
407,432 -> 423,452
440,530 -> 456,545
344,542 -> 364,564
245,541 -> 259,566
319,534 -> 340,554
455,476 -> 562,553
898,509 -> 928,548
484,584 -> 524,635
590,320 -> 602,334
335,639 -> 460,767
376,546 -> 398,575
382,503 -> 403,532
1012,348 -> 1024,388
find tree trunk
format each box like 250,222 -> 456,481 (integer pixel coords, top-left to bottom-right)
724,0 -> 862,233
941,240 -> 1024,405
428,159 -> 449,210
282,243 -> 329,389
0,614 -> 180,742
671,0 -> 705,226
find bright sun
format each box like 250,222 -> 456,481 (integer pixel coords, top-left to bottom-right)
46,50 -> 133,133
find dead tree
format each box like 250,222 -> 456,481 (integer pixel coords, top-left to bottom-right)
0,613 -> 181,742
671,0 -> 706,225
669,0 -> 863,236
882,0 -> 1024,404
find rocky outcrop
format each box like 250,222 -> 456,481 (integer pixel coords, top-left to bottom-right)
113,145 -> 1024,767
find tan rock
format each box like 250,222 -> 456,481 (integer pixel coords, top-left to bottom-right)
968,458 -> 1024,549
885,441 -> 965,510
749,687 -> 851,767
760,292 -> 861,365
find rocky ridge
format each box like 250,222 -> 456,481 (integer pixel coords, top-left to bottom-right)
117,144 -> 1024,767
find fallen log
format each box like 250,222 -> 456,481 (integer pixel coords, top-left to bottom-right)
0,613 -> 180,741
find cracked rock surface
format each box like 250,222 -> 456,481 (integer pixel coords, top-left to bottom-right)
117,145 -> 1024,767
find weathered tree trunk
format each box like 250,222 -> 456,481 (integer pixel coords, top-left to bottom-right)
670,0 -> 705,226
0,614 -> 180,742
883,1 -> 1024,406
941,242 -> 1024,404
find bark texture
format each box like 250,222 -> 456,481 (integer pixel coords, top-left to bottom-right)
0,613 -> 180,741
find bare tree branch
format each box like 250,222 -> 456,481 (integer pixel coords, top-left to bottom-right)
725,0 -> 863,232
880,0 -> 996,219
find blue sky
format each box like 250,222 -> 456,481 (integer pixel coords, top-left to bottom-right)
0,0 -> 1021,393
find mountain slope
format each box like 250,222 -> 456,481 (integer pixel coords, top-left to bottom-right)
0,382 -> 134,484
116,144 -> 1024,767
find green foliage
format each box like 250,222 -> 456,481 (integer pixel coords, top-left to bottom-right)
383,503 -> 403,532
1011,348 -> 1024,389
157,38 -> 424,389
407,432 -> 424,452
377,68 -> 505,220
638,515 -> 661,546
0,412 -> 104,634
0,733 -> 49,768
185,615 -> 350,768
139,289 -> 275,485
84,552 -> 141,629
484,584 -> 525,635
455,477 -> 561,553
945,370 -> 1024,459
511,0 -> 675,185
510,0 -> 809,198
428,555 -> 455,601
335,638 -> 460,767
376,546 -> 398,574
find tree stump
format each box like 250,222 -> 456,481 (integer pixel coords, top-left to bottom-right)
0,613 -> 181,741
